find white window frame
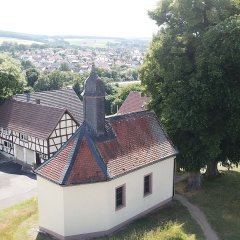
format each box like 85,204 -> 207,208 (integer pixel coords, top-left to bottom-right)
20,133 -> 28,142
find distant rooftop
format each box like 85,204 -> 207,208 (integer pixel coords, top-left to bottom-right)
14,89 -> 83,124
117,91 -> 150,115
0,99 -> 68,139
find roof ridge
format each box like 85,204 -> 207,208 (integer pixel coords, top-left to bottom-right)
107,110 -> 152,121
33,88 -> 74,94
85,130 -> 110,179
9,98 -> 66,111
61,124 -> 110,185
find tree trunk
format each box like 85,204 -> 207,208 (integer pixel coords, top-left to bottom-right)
185,171 -> 202,192
176,161 -> 181,172
205,160 -> 219,177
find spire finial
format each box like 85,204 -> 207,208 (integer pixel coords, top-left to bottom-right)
88,63 -> 98,80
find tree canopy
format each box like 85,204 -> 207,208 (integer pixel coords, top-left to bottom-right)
0,54 -> 25,101
26,68 -> 39,87
140,0 -> 240,189
33,70 -> 84,92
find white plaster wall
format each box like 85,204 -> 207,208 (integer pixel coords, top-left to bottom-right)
63,157 -> 174,236
25,148 -> 35,165
37,177 -> 65,236
15,144 -> 24,161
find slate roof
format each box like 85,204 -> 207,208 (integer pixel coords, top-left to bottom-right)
0,99 -> 68,139
117,91 -> 150,115
14,89 -> 83,124
36,111 -> 177,185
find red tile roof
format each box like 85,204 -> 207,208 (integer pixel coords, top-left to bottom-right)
0,99 -> 68,139
117,91 -> 150,115
36,111 -> 177,185
14,89 -> 83,124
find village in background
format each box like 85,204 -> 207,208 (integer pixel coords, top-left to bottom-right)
0,30 -> 147,115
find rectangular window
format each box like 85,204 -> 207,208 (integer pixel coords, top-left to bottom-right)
144,174 -> 152,196
20,133 -> 28,141
3,129 -> 10,135
4,141 -> 12,148
115,184 -> 125,210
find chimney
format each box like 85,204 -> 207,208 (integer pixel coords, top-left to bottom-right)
35,99 -> 41,104
82,65 -> 105,136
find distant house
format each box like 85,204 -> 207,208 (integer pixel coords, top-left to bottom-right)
0,89 -> 83,166
0,99 -> 79,166
36,67 -> 177,239
117,91 -> 150,115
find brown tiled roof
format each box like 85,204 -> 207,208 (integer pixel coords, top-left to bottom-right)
117,91 -> 150,115
14,89 -> 83,124
36,111 -> 177,185
0,99 -> 67,139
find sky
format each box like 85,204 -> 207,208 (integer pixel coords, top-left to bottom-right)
0,0 -> 160,38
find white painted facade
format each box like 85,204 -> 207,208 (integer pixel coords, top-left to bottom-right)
37,157 -> 175,238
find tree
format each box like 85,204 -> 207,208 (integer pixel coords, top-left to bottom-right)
21,60 -> 34,70
33,73 -> 50,91
0,54 -> 25,101
73,79 -> 83,100
59,62 -> 70,71
140,0 -> 240,190
26,68 -> 39,87
48,71 -> 65,90
33,70 -> 85,92
111,83 -> 143,114
197,15 -> 240,175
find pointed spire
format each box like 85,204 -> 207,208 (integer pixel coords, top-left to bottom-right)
88,63 -> 98,81
82,64 -> 104,97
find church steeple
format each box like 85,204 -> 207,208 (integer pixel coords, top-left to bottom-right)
82,65 -> 105,136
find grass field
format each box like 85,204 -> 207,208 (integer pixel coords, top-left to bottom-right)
176,166 -> 240,240
0,198 -> 204,240
64,38 -> 119,48
2,166 -> 238,240
0,37 -> 43,45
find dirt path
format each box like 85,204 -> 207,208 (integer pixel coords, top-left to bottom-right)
174,194 -> 219,240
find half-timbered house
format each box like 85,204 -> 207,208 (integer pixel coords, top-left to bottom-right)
0,99 -> 79,166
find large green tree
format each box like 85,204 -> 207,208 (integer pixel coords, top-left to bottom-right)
140,0 -> 240,190
26,68 -> 39,87
0,54 -> 25,101
197,15 -> 240,174
33,70 -> 85,92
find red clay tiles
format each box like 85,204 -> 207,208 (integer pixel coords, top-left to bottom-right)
36,111 -> 177,185
37,137 -> 76,183
117,91 -> 150,115
67,137 -> 106,184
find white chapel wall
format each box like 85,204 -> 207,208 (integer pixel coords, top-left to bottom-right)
62,157 -> 174,236
37,176 -> 65,236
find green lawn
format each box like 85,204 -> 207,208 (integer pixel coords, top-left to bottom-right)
0,198 -> 204,240
176,167 -> 240,240
64,38 -> 119,48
